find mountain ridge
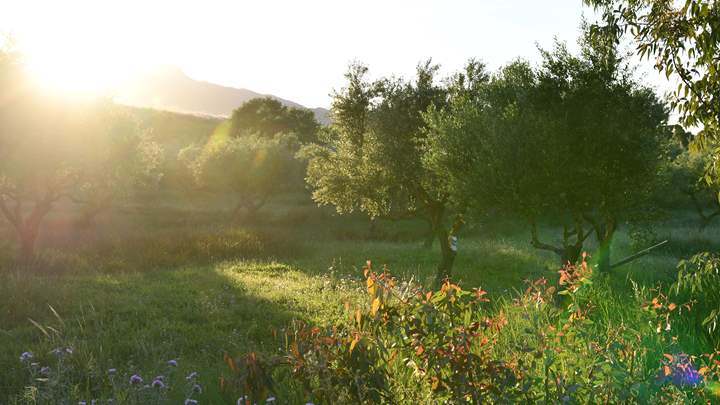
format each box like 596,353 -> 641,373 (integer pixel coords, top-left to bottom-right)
114,67 -> 331,125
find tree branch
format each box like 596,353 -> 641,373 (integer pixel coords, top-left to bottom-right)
529,219 -> 563,256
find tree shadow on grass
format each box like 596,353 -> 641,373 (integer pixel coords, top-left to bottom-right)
0,262 -> 310,402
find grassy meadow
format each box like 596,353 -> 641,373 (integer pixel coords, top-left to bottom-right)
1,187 -> 717,402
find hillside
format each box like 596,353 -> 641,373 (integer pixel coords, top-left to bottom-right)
114,66 -> 331,125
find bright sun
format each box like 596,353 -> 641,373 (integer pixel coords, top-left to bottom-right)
9,2 -> 161,98
25,49 -> 142,96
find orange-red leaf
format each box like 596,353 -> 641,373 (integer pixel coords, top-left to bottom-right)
663,365 -> 672,376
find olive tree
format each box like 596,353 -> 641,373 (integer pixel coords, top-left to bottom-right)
229,97 -> 320,144
304,61 -> 464,285
182,132 -> 300,218
70,108 -> 164,227
0,49 -> 159,259
425,36 -> 669,272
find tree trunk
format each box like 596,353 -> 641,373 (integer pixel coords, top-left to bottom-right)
594,217 -> 616,274
18,224 -> 39,263
76,204 -> 105,228
434,226 -> 456,286
233,195 -> 268,222
430,207 -> 463,287
0,194 -> 54,264
595,236 -> 612,273
559,246 -> 582,268
422,221 -> 434,249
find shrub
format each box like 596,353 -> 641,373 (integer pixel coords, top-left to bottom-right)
223,259 -> 720,404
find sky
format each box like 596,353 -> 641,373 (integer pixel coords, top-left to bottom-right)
1,0 -> 673,109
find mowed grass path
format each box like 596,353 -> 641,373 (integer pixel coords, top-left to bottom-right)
1,193 -> 717,401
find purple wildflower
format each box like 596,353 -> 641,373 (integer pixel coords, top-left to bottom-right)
167,359 -> 178,367
129,374 -> 143,385
19,352 -> 33,362
152,379 -> 165,389
657,353 -> 704,387
192,383 -> 202,393
108,368 -> 117,375
40,366 -> 50,375
78,402 -> 86,405
184,400 -> 198,405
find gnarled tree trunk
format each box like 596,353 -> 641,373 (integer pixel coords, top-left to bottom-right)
422,219 -> 434,249
232,194 -> 268,221
18,223 -> 40,262
529,215 -> 591,267
584,213 -> 616,273
435,226 -> 456,284
430,205 -> 463,287
0,195 -> 54,263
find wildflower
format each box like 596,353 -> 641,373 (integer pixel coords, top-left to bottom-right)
108,368 -> 117,375
51,348 -> 64,357
40,366 -> 50,375
65,347 -> 74,354
91,401 -> 97,405
184,400 -> 198,405
30,362 -> 39,367
192,383 -> 203,393
657,353 -> 703,387
266,398 -> 276,403
79,401 -> 86,405
19,352 -> 33,362
154,375 -> 165,381
167,359 -> 178,367
152,379 -> 165,389
129,374 -> 143,385
186,371 -> 198,380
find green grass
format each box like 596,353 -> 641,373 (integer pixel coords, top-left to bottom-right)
0,192 -> 717,402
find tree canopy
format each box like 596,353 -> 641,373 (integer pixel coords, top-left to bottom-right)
304,61 -> 463,284
229,97 -> 320,144
181,129 -> 300,218
425,35 -> 670,271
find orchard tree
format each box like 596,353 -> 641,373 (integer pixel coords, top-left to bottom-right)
425,36 -> 670,272
0,49 -> 158,259
182,131 -> 300,218
304,61 -> 464,285
229,97 -> 320,144
70,106 -> 164,227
